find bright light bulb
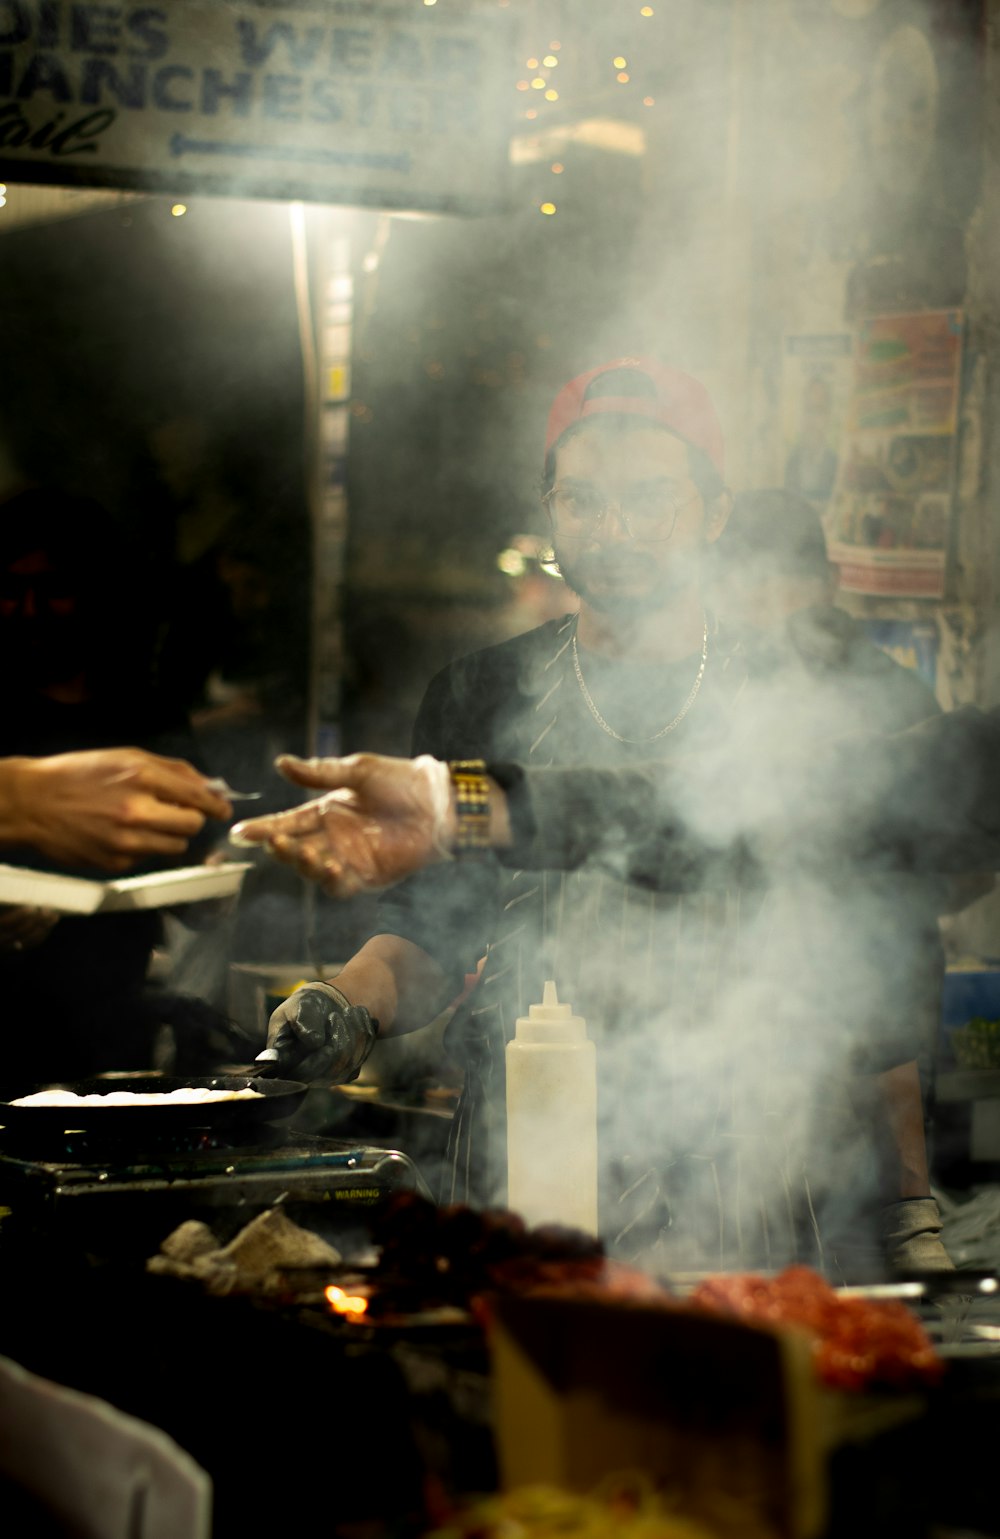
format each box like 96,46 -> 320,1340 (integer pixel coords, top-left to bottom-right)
540,202 -> 556,215
543,55 -> 558,66
526,57 -> 538,68
613,55 -> 627,68
551,162 -> 564,173
171,203 -> 187,216
544,88 -> 558,100
641,5 -> 654,13
617,72 -> 630,83
531,77 -> 545,88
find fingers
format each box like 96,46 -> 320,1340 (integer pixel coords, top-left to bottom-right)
128,756 -> 233,822
276,753 -> 373,792
106,826 -> 194,858
116,797 -> 209,841
268,832 -> 370,899
230,800 -> 328,847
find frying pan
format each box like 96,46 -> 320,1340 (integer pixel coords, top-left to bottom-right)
0,1075 -> 308,1137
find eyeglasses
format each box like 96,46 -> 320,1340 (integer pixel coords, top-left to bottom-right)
543,481 -> 701,543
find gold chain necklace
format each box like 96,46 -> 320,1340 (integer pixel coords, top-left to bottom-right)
570,617 -> 709,744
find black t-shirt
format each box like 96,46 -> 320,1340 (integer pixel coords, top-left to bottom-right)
371,608 -> 946,1260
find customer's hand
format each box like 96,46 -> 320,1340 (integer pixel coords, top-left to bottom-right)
255,981 -> 378,1083
0,749 -> 232,871
231,753 -> 455,897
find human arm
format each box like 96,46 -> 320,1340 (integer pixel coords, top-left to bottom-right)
231,752 -> 511,895
252,662 -> 502,1082
230,751 -> 724,893
0,748 -> 231,872
852,1061 -> 952,1272
233,701 -> 1000,901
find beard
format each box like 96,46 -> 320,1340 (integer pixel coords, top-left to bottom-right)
553,539 -> 703,617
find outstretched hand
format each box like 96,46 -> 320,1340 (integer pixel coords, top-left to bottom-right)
230,753 -> 456,897
0,748 -> 232,872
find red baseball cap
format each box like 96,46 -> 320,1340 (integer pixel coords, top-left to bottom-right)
544,356 -> 725,477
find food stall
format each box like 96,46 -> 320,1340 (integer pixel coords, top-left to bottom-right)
2,2 -> 1000,1536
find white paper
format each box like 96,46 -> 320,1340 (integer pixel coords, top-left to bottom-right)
0,862 -> 251,915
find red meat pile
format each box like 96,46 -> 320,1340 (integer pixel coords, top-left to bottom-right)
690,1265 -> 942,1391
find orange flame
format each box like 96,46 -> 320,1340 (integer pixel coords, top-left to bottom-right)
324,1283 -> 369,1320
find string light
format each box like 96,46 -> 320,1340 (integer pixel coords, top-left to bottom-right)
617,71 -> 630,83
516,79 -> 529,90
640,5 -> 654,13
540,202 -> 557,215
551,162 -> 565,173
531,77 -> 545,88
171,203 -> 187,216
544,88 -> 559,100
643,96 -> 655,106
526,57 -> 539,68
613,55 -> 627,67
543,54 -> 558,66
549,40 -> 561,49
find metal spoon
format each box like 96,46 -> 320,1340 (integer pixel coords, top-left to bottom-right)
205,777 -> 264,801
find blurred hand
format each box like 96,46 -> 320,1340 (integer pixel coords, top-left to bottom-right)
880,1197 -> 954,1274
1,748 -> 232,872
0,904 -> 60,953
230,753 -> 455,898
257,981 -> 378,1083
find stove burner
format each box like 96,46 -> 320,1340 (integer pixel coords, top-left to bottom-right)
0,1116 -> 288,1166
0,1127 -> 431,1265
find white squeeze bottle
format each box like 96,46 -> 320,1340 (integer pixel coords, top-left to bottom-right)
505,980 -> 598,1234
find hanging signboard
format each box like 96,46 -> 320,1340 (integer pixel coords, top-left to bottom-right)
0,0 -> 515,214
825,310 -> 963,599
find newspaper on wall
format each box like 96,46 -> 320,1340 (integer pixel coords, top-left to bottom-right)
825,310 -> 963,599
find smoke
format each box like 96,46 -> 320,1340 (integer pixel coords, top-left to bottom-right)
0,0 -> 988,1275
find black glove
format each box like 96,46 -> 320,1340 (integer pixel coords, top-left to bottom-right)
255,982 -> 378,1084
879,1196 -> 954,1273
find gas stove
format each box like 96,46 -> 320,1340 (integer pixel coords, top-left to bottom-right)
0,1123 -> 429,1262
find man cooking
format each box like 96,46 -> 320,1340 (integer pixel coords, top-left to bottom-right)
246,361 -> 947,1275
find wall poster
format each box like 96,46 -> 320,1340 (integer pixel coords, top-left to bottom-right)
825,310 -> 963,599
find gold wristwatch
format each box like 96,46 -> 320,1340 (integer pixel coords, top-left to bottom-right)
448,760 -> 492,855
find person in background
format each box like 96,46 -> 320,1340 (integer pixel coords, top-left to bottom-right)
783,375 -> 839,504
711,489 -> 950,1273
0,488 -> 231,1087
244,367 -> 947,1275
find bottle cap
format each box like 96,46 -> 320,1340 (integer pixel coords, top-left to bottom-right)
514,981 -> 587,1043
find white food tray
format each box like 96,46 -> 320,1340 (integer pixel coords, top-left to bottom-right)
0,862 -> 252,915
